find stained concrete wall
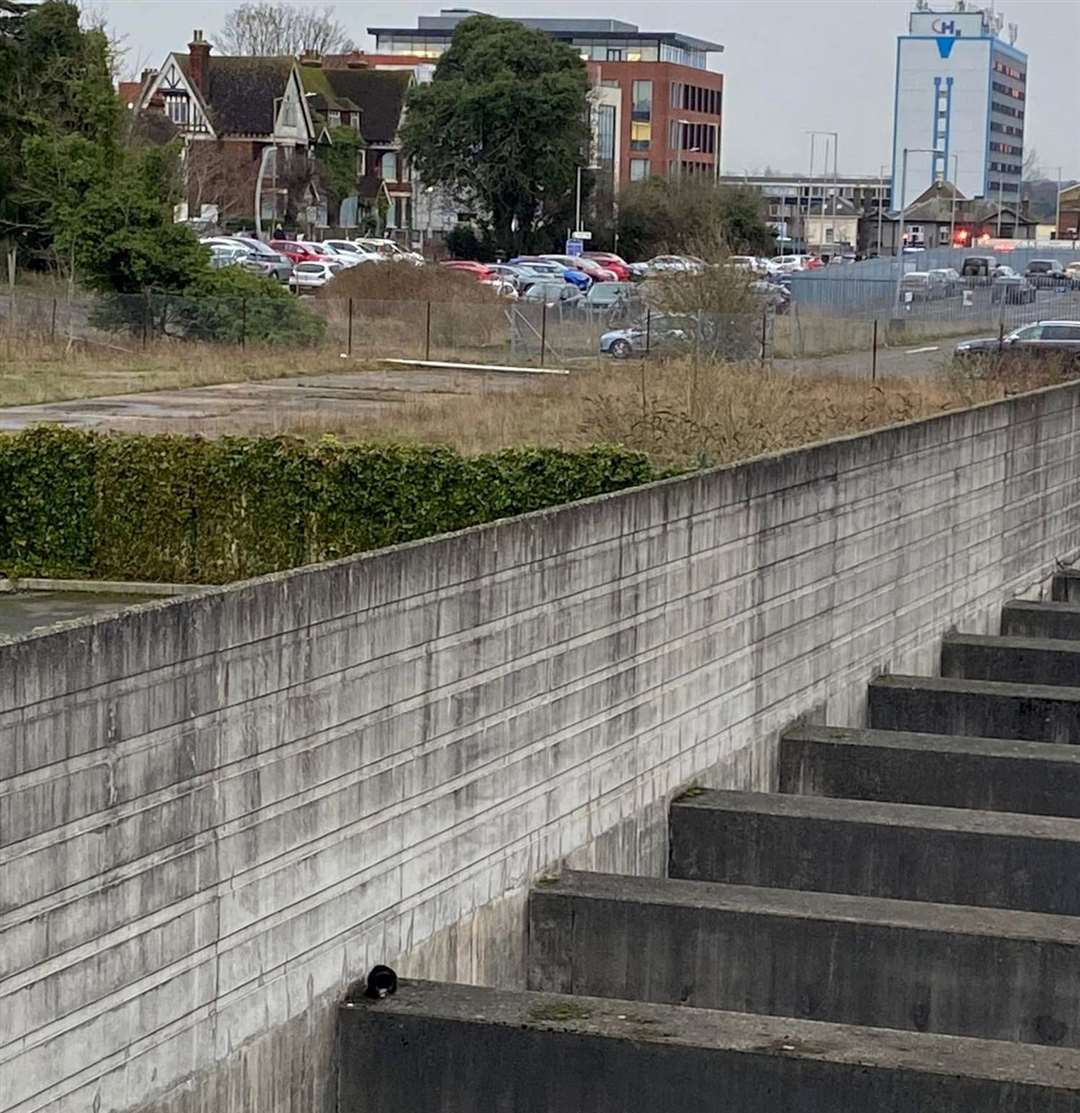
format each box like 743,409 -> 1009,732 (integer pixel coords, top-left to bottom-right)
5,383 -> 1080,1113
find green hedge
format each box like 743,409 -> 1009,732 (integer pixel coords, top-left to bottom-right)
0,428 -> 657,584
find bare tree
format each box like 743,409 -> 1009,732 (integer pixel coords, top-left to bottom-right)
216,2 -> 354,56
1022,146 -> 1043,182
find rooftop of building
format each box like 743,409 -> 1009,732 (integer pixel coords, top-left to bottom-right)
368,8 -> 723,53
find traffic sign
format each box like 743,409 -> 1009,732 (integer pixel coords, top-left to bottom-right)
565,239 -> 583,256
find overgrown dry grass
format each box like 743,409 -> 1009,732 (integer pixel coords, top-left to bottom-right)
148,356 -> 1070,472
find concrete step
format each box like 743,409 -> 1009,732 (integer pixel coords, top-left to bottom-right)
1053,570 -> 1080,604
1003,599 -> 1080,641
780,724 -> 1080,817
668,789 -> 1080,915
868,673 -> 1080,743
942,632 -> 1080,687
339,979 -> 1080,1113
528,870 -> 1080,1047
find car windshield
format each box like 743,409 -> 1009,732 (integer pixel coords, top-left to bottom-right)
1028,262 -> 1054,272
589,285 -> 627,303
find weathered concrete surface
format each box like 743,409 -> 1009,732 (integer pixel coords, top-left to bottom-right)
941,632 -> 1080,686
528,870 -> 1080,1046
338,980 -> 1080,1113
668,789 -> 1080,915
6,383 -> 1080,1113
780,725 -> 1080,816
867,674 -> 1080,742
1053,570 -> 1080,604
1003,600 -> 1080,641
0,589 -> 154,641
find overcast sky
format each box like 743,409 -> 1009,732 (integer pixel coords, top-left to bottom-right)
96,0 -> 1079,178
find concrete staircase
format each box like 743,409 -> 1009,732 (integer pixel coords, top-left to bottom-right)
340,575 -> 1080,1111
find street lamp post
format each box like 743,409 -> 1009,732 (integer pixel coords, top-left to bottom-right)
806,130 -> 838,254
945,152 -> 960,248
877,163 -> 887,255
1054,166 -> 1064,242
893,146 -> 943,311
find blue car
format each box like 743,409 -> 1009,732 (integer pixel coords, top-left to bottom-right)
510,257 -> 590,291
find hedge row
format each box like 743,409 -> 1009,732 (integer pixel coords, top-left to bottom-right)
0,428 -> 658,584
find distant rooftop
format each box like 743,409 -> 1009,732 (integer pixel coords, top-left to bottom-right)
368,8 -> 724,56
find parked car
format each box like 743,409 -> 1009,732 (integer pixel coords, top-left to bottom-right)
991,270 -> 1037,304
511,257 -> 591,291
521,281 -> 582,309
204,242 -> 273,278
582,252 -> 632,281
643,254 -> 706,275
927,267 -> 962,296
1024,259 -> 1069,288
540,254 -> 618,282
298,242 -> 362,268
440,260 -> 494,279
770,254 -> 812,274
600,312 -> 759,360
228,236 -> 294,282
1067,262 -> 1080,287
485,263 -> 535,292
751,278 -> 791,314
960,255 -> 998,284
955,320 -> 1080,362
900,271 -> 949,302
579,281 -> 637,316
288,260 -> 340,292
271,239 -> 323,265
354,238 -> 424,265
321,239 -> 383,264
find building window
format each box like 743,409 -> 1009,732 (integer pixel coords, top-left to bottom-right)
380,151 -> 398,181
606,47 -> 623,61
630,121 -> 651,150
631,80 -> 652,122
356,149 -> 366,176
630,158 -> 649,181
327,110 -> 340,128
165,95 -> 188,125
595,103 -> 616,165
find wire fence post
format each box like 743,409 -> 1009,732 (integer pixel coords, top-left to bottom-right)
347,296 -> 353,357
760,307 -> 768,369
50,297 -> 57,343
240,298 -> 247,350
645,307 -> 652,355
871,319 -> 878,381
425,300 -> 432,361
540,300 -> 547,367
141,290 -> 149,349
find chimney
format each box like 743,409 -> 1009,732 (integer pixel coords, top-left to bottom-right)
299,49 -> 322,67
188,29 -> 211,96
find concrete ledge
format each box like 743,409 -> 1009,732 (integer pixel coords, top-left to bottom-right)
941,633 -> 1080,687
668,789 -> 1080,915
1054,571 -> 1080,605
338,980 -> 1080,1112
528,870 -> 1080,1046
8,577 -> 205,596
1003,600 -> 1080,641
780,725 -> 1080,816
868,674 -> 1080,743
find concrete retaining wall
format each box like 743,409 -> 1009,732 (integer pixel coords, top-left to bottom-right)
527,871 -> 1080,1046
6,383 -> 1080,1113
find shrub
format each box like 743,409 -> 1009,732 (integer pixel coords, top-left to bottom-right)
0,428 -> 656,583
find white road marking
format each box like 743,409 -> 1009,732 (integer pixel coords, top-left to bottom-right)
905,346 -> 940,355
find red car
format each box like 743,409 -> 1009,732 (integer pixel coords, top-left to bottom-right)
270,240 -> 323,264
583,252 -> 632,281
540,254 -> 618,282
440,260 -> 493,279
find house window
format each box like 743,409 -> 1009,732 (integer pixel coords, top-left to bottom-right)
356,149 -> 366,176
631,80 -> 652,122
606,48 -> 623,61
630,121 -> 651,150
328,110 -> 340,127
282,99 -> 296,127
630,158 -> 649,181
381,151 -> 398,181
165,95 -> 188,125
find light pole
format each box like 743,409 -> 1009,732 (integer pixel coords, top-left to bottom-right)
877,163 -> 888,255
1054,166 -> 1064,242
942,152 -> 960,247
997,178 -> 1005,238
807,130 -> 838,253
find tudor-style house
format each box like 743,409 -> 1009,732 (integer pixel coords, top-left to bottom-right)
136,31 -> 321,229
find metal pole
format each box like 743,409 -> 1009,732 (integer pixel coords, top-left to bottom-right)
574,166 -> 582,233
877,165 -> 885,255
831,132 -> 838,252
645,307 -> 651,354
1056,167 -> 1063,241
425,300 -> 431,360
760,307 -> 767,368
347,296 -> 353,356
893,149 -> 909,311
240,298 -> 246,350
50,296 -> 56,343
997,178 -> 1004,238
949,153 -> 959,247
871,319 -> 878,381
807,135 -> 816,247
539,299 -> 547,367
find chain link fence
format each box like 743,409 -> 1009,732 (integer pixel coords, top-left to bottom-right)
0,288 -> 775,369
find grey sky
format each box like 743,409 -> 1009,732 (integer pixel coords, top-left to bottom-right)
97,0 -> 1078,178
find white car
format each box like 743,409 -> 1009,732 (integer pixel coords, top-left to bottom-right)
288,261 -> 340,292
355,238 -> 424,265
322,239 -> 383,264
300,242 -> 363,269
771,254 -> 811,273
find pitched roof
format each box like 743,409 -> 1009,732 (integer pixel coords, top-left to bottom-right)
118,80 -> 143,109
175,54 -> 294,136
305,67 -> 412,144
